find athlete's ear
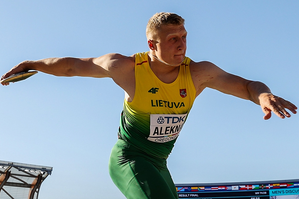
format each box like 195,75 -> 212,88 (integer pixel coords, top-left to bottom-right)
148,40 -> 155,50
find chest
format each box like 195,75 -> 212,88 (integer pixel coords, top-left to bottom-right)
131,69 -> 194,114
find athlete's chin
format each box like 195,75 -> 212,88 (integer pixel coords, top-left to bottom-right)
173,55 -> 185,64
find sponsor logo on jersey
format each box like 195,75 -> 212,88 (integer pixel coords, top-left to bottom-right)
148,113 -> 187,143
148,87 -> 159,94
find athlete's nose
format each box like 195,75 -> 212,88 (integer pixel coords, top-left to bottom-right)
177,38 -> 186,51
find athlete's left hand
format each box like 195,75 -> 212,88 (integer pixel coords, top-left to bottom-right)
259,93 -> 297,120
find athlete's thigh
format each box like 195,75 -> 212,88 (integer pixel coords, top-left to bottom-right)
109,142 -> 178,199
128,157 -> 178,199
109,142 -> 148,198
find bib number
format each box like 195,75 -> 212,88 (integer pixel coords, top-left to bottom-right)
148,113 -> 187,143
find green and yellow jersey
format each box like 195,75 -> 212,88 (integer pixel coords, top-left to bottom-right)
119,52 -> 196,159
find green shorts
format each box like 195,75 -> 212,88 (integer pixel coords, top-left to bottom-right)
109,139 -> 178,199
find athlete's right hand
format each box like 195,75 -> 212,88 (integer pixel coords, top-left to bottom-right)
1,61 -> 30,86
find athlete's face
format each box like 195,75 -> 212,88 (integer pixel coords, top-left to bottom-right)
154,24 -> 187,66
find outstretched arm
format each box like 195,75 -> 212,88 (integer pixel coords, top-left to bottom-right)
192,61 -> 297,120
1,56 -> 109,85
1,53 -> 133,85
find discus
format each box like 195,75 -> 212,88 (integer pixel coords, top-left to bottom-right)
1,71 -> 38,84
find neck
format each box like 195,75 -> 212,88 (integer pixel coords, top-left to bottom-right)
150,53 -> 184,67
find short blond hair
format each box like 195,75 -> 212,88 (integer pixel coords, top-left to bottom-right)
146,12 -> 185,39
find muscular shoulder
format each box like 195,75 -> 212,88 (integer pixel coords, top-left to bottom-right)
98,53 -> 136,96
189,60 -> 224,83
189,60 -> 227,95
101,53 -> 135,73
89,53 -> 134,79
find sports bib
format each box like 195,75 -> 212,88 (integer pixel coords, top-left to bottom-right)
148,113 -> 187,143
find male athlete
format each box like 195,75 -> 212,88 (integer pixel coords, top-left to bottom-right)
1,12 -> 297,199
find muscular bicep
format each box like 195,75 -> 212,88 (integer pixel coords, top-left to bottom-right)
70,54 -> 115,78
68,53 -> 133,79
195,61 -> 252,100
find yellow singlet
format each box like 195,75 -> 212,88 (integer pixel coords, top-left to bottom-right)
119,52 -> 196,159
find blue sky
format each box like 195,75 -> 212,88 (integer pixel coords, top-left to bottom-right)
1,1 -> 298,198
